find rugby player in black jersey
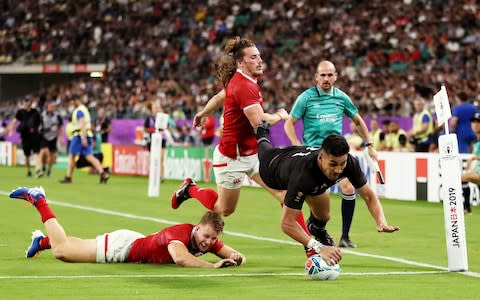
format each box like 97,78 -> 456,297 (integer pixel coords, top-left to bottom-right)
256,122 -> 399,265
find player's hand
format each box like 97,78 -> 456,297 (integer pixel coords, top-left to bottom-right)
319,246 -> 342,266
229,252 -> 245,265
276,108 -> 289,120
377,224 -> 400,233
214,258 -> 238,268
466,158 -> 474,170
193,113 -> 207,128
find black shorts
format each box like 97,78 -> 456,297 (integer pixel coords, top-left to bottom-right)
201,136 -> 214,146
40,137 -> 58,153
21,134 -> 40,156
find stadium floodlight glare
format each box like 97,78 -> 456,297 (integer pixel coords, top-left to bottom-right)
434,85 -> 468,272
147,112 -> 169,197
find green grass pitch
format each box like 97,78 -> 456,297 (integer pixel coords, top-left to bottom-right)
0,166 -> 479,299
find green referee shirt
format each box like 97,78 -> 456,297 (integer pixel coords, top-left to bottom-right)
290,85 -> 358,147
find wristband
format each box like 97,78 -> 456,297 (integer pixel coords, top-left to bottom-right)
365,142 -> 374,147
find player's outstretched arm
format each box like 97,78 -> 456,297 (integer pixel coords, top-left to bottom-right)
167,241 -> 237,268
284,116 -> 301,146
243,104 -> 288,129
262,108 -> 289,125
357,184 -> 400,233
193,89 -> 225,128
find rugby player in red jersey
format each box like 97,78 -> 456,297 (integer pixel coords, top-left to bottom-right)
171,37 -> 310,240
9,187 -> 245,268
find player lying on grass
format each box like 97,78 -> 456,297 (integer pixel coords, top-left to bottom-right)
8,187 -> 245,268
256,122 -> 399,265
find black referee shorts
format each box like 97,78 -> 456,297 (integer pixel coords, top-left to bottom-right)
21,134 -> 40,156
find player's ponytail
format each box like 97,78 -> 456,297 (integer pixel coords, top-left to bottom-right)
216,37 -> 255,87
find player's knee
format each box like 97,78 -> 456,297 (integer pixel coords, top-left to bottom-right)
51,246 -> 68,261
341,184 -> 355,195
218,207 -> 236,217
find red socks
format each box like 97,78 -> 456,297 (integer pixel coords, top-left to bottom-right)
188,185 -> 218,211
40,236 -> 51,250
35,197 -> 56,223
295,211 -> 310,235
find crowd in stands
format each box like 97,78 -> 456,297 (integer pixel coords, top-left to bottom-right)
0,0 -> 479,131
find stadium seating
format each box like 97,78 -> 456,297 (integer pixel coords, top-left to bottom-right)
0,0 -> 478,120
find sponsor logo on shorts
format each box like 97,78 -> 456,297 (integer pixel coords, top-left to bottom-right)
233,178 -> 242,185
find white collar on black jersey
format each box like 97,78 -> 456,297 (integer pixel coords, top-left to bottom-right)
237,68 -> 258,84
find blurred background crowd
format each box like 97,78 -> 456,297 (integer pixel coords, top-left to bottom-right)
0,0 -> 479,150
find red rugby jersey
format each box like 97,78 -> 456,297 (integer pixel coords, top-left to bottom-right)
219,70 -> 263,159
127,224 -> 224,264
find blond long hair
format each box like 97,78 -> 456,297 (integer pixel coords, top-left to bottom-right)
215,37 -> 255,87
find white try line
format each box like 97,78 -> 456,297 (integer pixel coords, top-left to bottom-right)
0,271 -> 448,280
1,190 -> 479,279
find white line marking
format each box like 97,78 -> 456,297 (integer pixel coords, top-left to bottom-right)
0,271 -> 449,280
1,190 -> 479,279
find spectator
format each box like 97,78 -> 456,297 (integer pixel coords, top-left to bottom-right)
175,124 -> 196,147
408,97 -> 434,152
93,107 -> 112,144
200,114 -> 216,147
369,118 -> 384,151
0,121 -> 7,141
0,1 -> 479,121
385,121 -> 408,152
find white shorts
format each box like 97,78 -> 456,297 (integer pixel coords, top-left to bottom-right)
96,229 -> 145,263
213,145 -> 259,189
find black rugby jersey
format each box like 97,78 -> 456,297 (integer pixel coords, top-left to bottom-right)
259,146 -> 367,209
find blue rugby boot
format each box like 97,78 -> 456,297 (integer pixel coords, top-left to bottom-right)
9,186 -> 46,206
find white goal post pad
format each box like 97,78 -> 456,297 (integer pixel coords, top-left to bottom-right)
438,133 -> 468,271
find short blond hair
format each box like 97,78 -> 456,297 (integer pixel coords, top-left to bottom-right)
199,211 -> 224,233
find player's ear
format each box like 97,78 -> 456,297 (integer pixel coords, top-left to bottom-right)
318,152 -> 323,161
